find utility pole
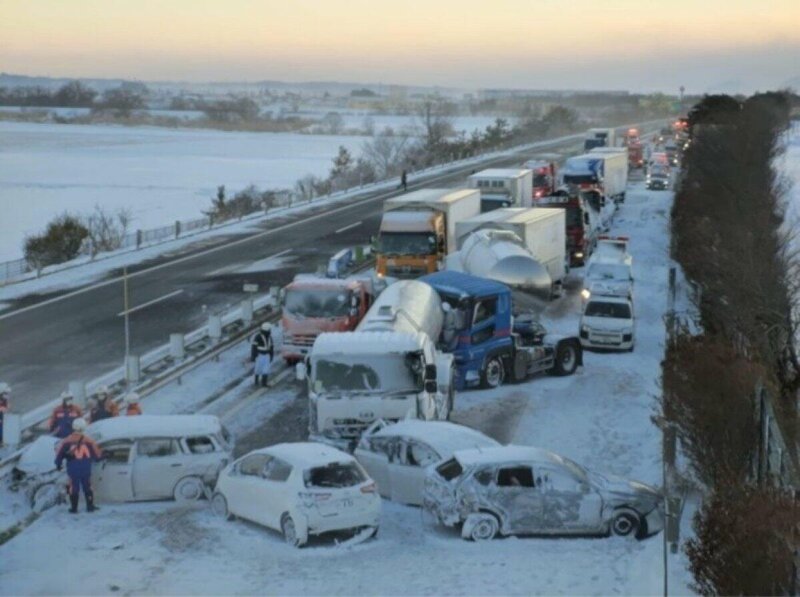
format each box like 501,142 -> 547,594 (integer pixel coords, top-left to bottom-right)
123,265 -> 131,387
679,86 -> 685,115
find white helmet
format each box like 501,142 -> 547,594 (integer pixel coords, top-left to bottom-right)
0,382 -> 10,396
72,417 -> 87,432
124,392 -> 140,405
96,384 -> 110,397
60,390 -> 74,403
261,322 -> 273,332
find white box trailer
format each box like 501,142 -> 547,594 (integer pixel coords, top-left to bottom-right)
455,207 -> 566,289
467,169 -> 533,212
382,188 -> 481,254
585,127 -> 617,150
563,152 -> 628,204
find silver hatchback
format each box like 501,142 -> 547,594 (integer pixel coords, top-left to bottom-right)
424,446 -> 663,541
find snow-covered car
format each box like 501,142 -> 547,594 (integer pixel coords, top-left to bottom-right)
581,261 -> 634,301
212,442 -> 380,547
354,420 -> 500,505
423,446 -> 663,541
579,296 -> 635,351
21,415 -> 234,509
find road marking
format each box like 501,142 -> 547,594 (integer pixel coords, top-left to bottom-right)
117,289 -> 184,317
0,127 -> 633,323
335,221 -> 362,234
205,249 -> 292,277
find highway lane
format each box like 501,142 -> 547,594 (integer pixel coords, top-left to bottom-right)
0,132 -> 598,413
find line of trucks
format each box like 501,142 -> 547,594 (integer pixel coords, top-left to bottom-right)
277,125 -> 637,447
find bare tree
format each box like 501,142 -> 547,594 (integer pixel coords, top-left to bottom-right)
361,129 -> 410,178
84,205 -> 133,256
416,95 -> 456,150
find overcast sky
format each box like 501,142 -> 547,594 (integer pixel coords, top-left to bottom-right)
2,0 -> 798,94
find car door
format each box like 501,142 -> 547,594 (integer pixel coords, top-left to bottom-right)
260,457 -> 294,529
355,436 -> 395,498
92,441 -> 134,503
226,454 -> 270,522
540,465 -> 604,533
487,464 -> 545,535
131,438 -> 186,500
388,439 -> 440,505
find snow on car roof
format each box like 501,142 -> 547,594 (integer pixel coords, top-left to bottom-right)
253,442 -> 355,469
371,420 -> 500,457
312,330 -> 427,356
87,415 -> 222,443
453,445 -> 563,467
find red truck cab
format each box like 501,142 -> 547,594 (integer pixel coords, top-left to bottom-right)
524,160 -> 557,201
280,276 -> 374,364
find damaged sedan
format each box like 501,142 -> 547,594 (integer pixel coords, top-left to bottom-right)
423,446 -> 663,541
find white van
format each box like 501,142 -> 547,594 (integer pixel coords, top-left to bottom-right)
87,415 -> 234,503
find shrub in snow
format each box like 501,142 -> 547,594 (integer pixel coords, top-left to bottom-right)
24,214 -> 88,272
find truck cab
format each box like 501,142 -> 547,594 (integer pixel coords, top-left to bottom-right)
537,188 -> 604,266
280,276 -> 374,364
468,169 -> 533,213
420,271 -> 582,390
523,160 -> 557,200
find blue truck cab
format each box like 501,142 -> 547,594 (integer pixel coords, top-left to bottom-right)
420,270 -> 582,390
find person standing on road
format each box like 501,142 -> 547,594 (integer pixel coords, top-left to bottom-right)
55,418 -> 102,514
251,322 -> 274,387
124,393 -> 143,416
49,391 -> 83,439
400,169 -> 408,192
0,382 -> 9,445
89,386 -> 119,422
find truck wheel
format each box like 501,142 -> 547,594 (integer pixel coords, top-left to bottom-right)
481,356 -> 505,389
551,341 -> 580,376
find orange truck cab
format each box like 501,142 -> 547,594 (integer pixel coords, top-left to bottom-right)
280,276 -> 374,364
376,188 -> 481,279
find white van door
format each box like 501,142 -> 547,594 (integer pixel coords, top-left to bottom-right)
93,441 -> 134,503
132,438 -> 186,500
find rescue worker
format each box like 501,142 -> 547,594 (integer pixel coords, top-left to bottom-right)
124,392 -> 143,416
251,322 -> 274,387
400,169 -> 408,192
48,391 -> 83,439
89,385 -> 119,422
0,382 -> 9,445
55,417 -> 102,513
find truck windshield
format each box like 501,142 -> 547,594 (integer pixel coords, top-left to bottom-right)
284,289 -> 352,319
584,301 -> 632,319
533,174 -> 550,188
586,263 -> 630,281
314,354 -> 422,394
378,232 -> 436,256
564,173 -> 598,185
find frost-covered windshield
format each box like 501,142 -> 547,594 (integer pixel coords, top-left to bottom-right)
314,354 -> 421,394
284,289 -> 352,318
305,462 -> 367,488
378,232 -> 436,256
584,301 -> 632,319
586,263 -> 630,281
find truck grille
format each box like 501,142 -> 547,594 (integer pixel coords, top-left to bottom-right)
589,331 -> 623,345
386,265 -> 427,279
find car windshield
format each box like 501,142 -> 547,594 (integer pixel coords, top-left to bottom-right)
584,301 -> 632,319
378,232 -> 436,256
284,289 -> 352,319
304,462 -> 367,488
587,263 -> 630,281
314,354 -> 422,394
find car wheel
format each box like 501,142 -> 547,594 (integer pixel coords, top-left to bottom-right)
31,482 -> 61,513
551,341 -> 580,376
211,492 -> 232,520
281,514 -> 306,548
611,510 -> 641,538
462,512 -> 499,541
481,356 -> 505,389
173,476 -> 205,503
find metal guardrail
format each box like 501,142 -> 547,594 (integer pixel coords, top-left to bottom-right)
0,121 -> 667,287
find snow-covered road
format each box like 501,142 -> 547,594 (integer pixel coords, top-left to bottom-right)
0,181 -> 694,595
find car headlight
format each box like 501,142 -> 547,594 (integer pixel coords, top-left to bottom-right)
580,289 -> 591,300
580,324 -> 590,333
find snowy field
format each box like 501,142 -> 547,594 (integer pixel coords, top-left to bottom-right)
0,180 -> 695,595
0,122 -> 369,262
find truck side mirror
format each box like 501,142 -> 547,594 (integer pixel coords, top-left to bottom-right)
583,212 -> 590,225
424,379 -> 438,394
278,288 -> 286,306
424,364 -> 437,381
295,362 -> 307,381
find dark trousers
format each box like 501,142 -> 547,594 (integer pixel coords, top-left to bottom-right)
68,472 -> 95,511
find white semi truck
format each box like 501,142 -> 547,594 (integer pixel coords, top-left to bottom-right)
303,280 -> 455,447
453,208 -> 567,297
467,169 -> 533,212
562,152 -> 628,205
